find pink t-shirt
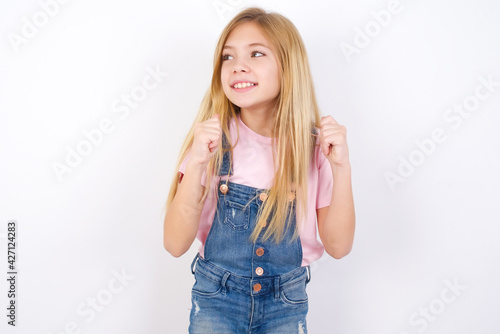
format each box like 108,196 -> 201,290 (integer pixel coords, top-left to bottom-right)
178,114 -> 333,266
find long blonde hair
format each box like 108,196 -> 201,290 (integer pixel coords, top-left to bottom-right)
163,7 -> 322,243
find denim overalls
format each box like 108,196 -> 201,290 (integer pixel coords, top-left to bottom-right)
189,131 -> 311,334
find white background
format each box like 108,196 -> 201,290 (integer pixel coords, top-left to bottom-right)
1,0 -> 499,333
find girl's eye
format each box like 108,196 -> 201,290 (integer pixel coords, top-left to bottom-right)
252,51 -> 265,57
222,51 -> 264,61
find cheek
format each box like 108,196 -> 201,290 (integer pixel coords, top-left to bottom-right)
264,63 -> 280,92
268,69 -> 281,95
220,69 -> 230,95
222,85 -> 231,99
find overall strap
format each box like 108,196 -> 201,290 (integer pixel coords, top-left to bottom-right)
219,130 -> 233,177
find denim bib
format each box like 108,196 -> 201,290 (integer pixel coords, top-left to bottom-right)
202,130 -> 303,278
189,128 -> 314,333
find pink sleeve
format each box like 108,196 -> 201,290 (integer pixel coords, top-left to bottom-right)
178,151 -> 207,187
316,149 -> 333,209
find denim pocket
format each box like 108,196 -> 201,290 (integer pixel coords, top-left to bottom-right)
223,200 -> 250,231
191,271 -> 222,298
280,279 -> 308,305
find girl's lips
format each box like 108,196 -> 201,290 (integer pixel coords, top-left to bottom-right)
231,84 -> 257,93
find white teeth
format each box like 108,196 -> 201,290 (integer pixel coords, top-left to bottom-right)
233,82 -> 255,88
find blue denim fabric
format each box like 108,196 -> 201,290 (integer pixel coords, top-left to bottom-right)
189,255 -> 309,333
188,131 -> 311,334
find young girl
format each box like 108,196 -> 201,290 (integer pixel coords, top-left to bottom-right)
164,7 -> 355,333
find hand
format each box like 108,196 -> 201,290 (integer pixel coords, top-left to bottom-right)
319,115 -> 350,167
190,114 -> 222,167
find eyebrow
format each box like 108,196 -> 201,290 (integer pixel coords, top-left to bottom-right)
223,42 -> 270,50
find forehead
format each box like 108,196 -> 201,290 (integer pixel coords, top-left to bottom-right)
224,21 -> 271,47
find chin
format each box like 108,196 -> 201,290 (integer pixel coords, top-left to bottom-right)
228,99 -> 251,109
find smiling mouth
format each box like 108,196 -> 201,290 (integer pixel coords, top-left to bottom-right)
232,82 -> 257,89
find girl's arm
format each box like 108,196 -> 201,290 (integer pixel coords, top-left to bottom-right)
317,163 -> 355,259
316,115 -> 356,259
163,160 -> 207,257
164,114 -> 222,257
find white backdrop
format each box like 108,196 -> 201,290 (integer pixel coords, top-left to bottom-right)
1,0 -> 499,333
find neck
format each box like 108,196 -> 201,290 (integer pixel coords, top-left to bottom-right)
239,107 -> 276,138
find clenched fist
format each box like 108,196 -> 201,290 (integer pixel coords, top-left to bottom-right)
319,115 -> 350,167
189,114 -> 222,167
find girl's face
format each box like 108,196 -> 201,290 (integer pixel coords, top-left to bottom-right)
220,21 -> 280,114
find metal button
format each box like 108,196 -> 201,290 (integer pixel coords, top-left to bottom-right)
259,192 -> 268,201
288,191 -> 295,201
255,248 -> 264,256
253,283 -> 262,292
219,183 -> 228,194
255,267 -> 264,276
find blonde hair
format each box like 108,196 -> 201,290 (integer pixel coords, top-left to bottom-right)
163,7 -> 322,244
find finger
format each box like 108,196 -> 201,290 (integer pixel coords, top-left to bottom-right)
212,114 -> 220,123
322,131 -> 341,144
208,138 -> 219,148
202,127 -> 222,136
321,115 -> 339,126
319,134 -> 330,154
206,120 -> 222,132
320,124 -> 345,137
208,139 -> 220,153
202,114 -> 220,124
322,142 -> 331,156
321,130 -> 342,148
320,115 -> 339,124
209,145 -> 218,153
207,134 -> 221,147
205,117 -> 221,127
318,127 -> 341,140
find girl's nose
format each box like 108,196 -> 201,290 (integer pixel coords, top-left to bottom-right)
233,62 -> 249,73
